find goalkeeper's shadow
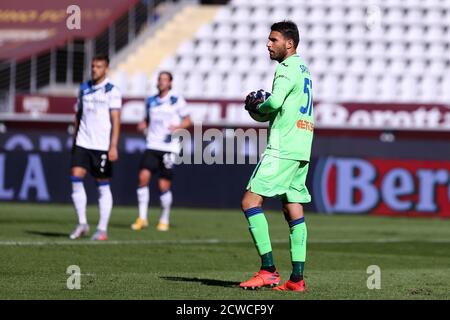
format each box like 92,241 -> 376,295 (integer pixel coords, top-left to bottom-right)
160,276 -> 240,288
24,230 -> 69,238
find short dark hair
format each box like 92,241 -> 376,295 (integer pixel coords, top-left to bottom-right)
92,54 -> 110,66
159,71 -> 173,82
271,20 -> 299,49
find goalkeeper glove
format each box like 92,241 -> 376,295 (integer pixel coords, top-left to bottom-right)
244,89 -> 270,112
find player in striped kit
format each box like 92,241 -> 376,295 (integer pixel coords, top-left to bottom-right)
131,71 -> 192,232
69,55 -> 122,241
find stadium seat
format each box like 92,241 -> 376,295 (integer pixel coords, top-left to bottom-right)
409,59 -> 426,76
178,56 -> 196,72
441,74 -> 450,102
347,6 -> 365,24
390,59 -> 407,76
379,75 -> 398,102
405,8 -> 423,24
349,25 -> 367,41
215,7 -> 232,24
349,58 -> 367,75
130,72 -> 149,97
234,24 -> 252,40
429,60 -> 446,76
245,73 -> 262,94
359,75 -> 378,102
428,43 -> 445,59
341,74 -> 359,101
399,76 -> 418,102
419,75 -> 440,102
252,7 -> 269,23
427,26 -> 445,42
159,57 -> 176,71
408,42 -> 425,59
349,41 -> 367,57
177,41 -> 195,56
196,39 -> 215,54
197,56 -> 216,73
387,25 -> 405,42
386,8 -> 404,24
320,74 -> 339,101
204,73 -> 224,98
331,57 -> 348,74
215,23 -> 234,40
185,72 -> 204,97
233,6 -> 251,23
329,41 -> 347,57
216,56 -> 234,72
369,58 -> 386,76
110,71 -> 129,94
270,8 -> 288,23
424,9 -> 443,26
388,43 -> 406,59
224,73 -> 243,98
215,40 -> 233,55
328,6 -> 346,24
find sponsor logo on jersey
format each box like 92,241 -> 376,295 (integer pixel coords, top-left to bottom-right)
300,65 -> 310,74
297,119 -> 314,131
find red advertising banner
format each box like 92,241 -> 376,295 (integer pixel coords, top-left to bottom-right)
14,94 -> 450,131
0,0 -> 138,60
314,157 -> 450,218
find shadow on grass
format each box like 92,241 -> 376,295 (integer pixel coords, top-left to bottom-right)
25,230 -> 68,238
108,223 -> 177,230
108,223 -> 134,229
160,276 -> 240,288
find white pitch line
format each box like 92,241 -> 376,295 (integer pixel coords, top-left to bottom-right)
1,238 -> 450,246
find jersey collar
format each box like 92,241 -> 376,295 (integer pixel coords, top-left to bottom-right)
92,77 -> 110,89
158,90 -> 173,102
281,53 -> 299,65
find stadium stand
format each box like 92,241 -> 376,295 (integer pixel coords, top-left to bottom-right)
107,0 -> 450,103
111,4 -> 220,97
1,0 -> 450,106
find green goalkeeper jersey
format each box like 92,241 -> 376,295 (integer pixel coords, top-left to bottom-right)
258,54 -> 314,161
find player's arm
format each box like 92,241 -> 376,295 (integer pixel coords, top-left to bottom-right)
138,97 -> 153,132
109,110 -> 120,161
176,115 -> 193,130
258,68 -> 295,113
108,88 -> 122,162
72,88 -> 83,149
170,97 -> 193,131
137,102 -> 149,132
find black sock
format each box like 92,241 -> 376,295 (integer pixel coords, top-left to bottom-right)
260,265 -> 276,273
290,261 -> 304,282
260,252 -> 276,273
289,274 -> 304,282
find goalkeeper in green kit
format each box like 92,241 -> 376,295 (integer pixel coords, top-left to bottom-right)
239,21 -> 314,292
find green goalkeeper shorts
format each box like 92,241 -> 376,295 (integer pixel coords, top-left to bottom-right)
246,154 -> 311,203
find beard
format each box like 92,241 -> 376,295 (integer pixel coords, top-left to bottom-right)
269,49 -> 287,62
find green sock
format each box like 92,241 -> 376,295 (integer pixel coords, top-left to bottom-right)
245,208 -> 274,268
289,219 -> 307,281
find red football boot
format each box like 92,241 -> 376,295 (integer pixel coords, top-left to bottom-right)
240,270 -> 281,290
273,279 -> 306,292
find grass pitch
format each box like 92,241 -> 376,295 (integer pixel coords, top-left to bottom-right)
0,203 -> 449,300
